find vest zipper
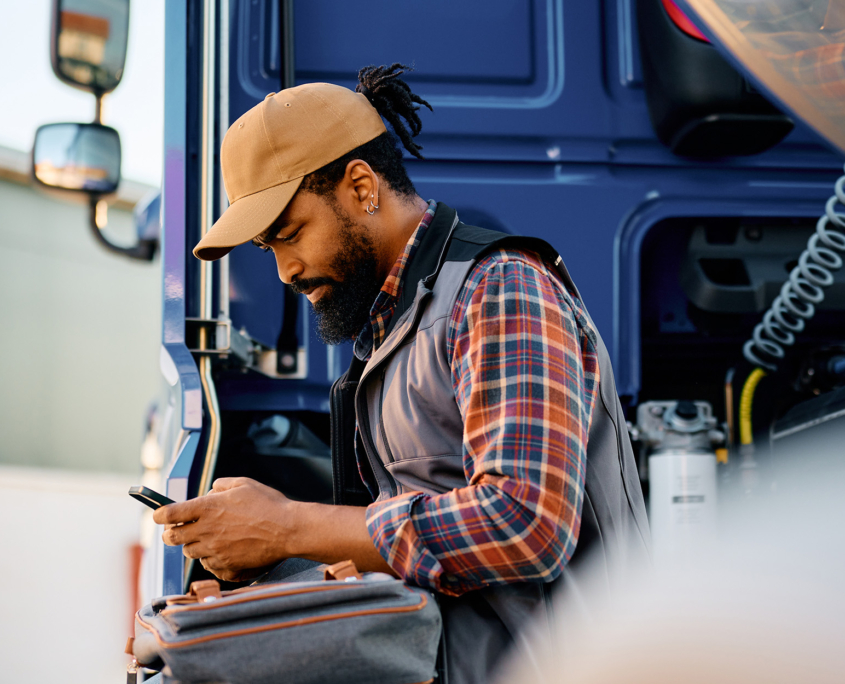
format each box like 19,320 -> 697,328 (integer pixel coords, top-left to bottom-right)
378,369 -> 397,464
355,288 -> 435,498
356,391 -> 398,498
353,213 -> 460,500
329,374 -> 345,505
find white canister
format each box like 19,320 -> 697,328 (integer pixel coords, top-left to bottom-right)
648,450 -> 718,570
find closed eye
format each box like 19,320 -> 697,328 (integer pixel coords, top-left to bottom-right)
255,227 -> 300,252
277,225 -> 302,244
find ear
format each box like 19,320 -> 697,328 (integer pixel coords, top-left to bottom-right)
342,160 -> 380,214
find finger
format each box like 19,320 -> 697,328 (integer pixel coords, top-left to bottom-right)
182,542 -> 206,560
162,522 -> 198,547
200,557 -> 229,580
153,499 -> 203,526
201,564 -> 228,581
211,477 -> 252,493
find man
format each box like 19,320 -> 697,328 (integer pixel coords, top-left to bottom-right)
154,65 -> 650,682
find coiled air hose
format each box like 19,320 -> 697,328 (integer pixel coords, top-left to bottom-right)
743,166 -> 845,370
739,164 -> 845,445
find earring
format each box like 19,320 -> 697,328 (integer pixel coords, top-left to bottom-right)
366,194 -> 379,215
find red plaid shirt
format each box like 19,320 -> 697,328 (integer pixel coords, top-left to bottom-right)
357,202 -> 598,596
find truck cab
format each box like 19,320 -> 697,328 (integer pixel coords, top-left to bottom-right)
34,0 -> 845,601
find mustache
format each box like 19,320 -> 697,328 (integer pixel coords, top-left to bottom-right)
288,276 -> 338,296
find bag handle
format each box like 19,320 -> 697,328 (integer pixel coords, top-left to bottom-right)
323,560 -> 363,581
189,579 -> 223,603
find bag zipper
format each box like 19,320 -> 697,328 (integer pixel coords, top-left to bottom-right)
140,589 -> 429,649
163,581 -> 366,610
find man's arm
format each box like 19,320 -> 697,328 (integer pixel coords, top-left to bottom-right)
153,477 -> 394,581
366,249 -> 598,596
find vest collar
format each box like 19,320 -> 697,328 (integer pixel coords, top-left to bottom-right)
386,203 -> 460,339
359,206 -> 460,385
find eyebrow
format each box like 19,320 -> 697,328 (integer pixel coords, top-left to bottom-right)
251,217 -> 291,248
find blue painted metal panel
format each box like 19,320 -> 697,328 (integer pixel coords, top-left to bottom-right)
227,248 -> 286,347
162,0 -> 202,432
163,430 -> 201,595
161,0 -> 204,596
298,2 -> 536,86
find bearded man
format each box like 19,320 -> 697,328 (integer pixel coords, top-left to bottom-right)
154,64 -> 650,683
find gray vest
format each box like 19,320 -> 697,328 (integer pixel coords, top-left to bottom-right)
330,204 -> 650,684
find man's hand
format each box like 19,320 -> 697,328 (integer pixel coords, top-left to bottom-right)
153,477 -> 397,581
153,477 -> 293,582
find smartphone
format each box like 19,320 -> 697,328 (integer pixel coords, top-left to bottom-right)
129,485 -> 175,510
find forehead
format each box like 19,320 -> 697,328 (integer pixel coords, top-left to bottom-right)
282,188 -> 339,228
254,189 -> 330,244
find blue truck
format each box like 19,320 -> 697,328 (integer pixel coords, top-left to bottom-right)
35,0 -> 845,597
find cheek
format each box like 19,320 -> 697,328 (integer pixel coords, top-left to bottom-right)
303,238 -> 345,278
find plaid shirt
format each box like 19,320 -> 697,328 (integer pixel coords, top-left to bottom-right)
353,201 -> 437,359
358,203 -> 598,596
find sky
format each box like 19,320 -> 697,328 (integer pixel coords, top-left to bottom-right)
0,0 -> 164,187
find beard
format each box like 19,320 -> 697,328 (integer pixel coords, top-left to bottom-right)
288,204 -> 382,345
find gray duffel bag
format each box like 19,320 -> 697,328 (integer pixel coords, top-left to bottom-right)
131,561 -> 442,684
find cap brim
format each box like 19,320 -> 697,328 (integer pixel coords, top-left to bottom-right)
193,176 -> 304,261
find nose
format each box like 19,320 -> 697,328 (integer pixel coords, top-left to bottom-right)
272,247 -> 303,285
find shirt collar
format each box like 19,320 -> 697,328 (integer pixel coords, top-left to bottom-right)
354,200 -> 437,359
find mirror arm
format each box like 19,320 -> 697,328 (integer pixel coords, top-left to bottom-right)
94,95 -> 104,125
87,197 -> 157,261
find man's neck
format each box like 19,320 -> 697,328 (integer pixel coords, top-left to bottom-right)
376,193 -> 430,281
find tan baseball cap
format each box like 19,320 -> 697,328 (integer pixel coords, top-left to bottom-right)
193,83 -> 387,261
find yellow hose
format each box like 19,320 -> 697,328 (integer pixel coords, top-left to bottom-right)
739,368 -> 767,446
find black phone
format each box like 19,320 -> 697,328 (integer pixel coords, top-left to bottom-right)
129,485 -> 175,510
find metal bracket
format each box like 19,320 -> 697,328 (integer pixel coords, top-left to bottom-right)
185,318 -> 306,379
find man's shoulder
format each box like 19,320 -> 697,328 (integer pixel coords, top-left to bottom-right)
466,247 -> 555,282
457,246 -> 588,328
446,221 -> 561,274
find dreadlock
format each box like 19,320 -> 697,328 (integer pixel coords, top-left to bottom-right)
356,63 -> 432,160
299,63 -> 432,200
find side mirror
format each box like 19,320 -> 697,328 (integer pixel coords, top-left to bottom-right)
133,190 -> 161,260
32,123 -> 156,261
33,122 -> 121,194
51,0 -> 130,96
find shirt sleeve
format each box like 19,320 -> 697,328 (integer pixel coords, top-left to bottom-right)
365,250 -> 598,596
